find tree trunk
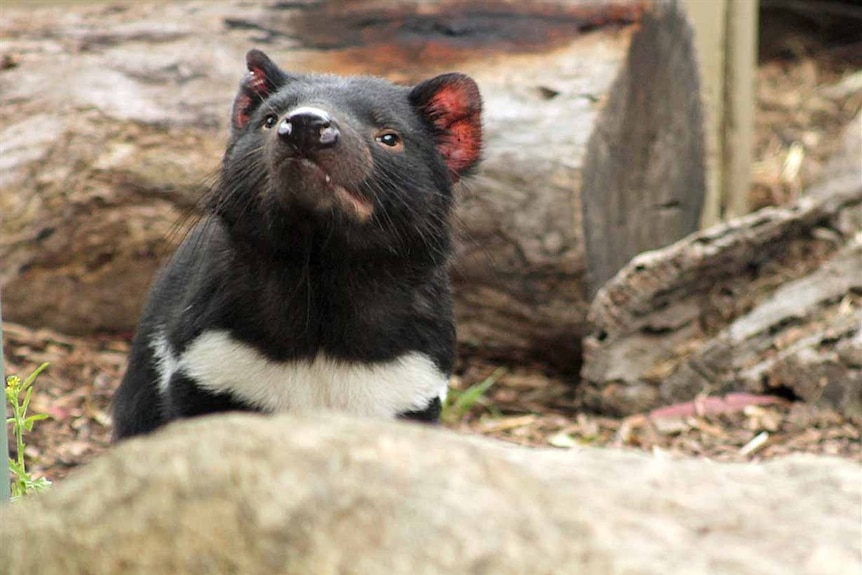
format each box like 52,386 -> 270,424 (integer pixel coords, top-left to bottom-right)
0,0 -> 705,369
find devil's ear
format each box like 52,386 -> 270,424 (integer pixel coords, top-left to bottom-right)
231,49 -> 289,131
410,73 -> 483,183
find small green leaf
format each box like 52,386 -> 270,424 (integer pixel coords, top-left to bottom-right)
443,367 -> 506,424
22,362 -> 50,389
22,386 -> 34,413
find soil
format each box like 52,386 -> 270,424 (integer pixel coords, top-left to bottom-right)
4,7 -> 862,485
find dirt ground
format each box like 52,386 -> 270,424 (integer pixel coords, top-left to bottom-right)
4,8 -> 862,484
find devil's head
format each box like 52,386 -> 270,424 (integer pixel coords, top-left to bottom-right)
212,49 -> 483,259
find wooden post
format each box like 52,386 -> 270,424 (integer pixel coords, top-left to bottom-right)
682,0 -> 726,227
682,0 -> 757,225
724,0 -> 757,218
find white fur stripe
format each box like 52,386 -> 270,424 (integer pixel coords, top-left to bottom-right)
152,332 -> 178,396
153,329 -> 448,418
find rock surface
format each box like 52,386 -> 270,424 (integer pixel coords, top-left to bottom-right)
1,413 -> 859,575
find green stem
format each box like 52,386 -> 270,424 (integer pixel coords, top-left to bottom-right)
15,401 -> 26,492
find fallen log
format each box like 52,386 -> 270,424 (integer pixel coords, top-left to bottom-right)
581,117 -> 862,417
0,0 -> 706,369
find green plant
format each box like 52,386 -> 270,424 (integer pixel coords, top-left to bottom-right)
443,367 -> 506,424
6,362 -> 51,500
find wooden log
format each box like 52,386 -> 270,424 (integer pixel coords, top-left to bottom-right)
580,2 -> 705,295
0,0 -> 706,369
581,116 -> 862,417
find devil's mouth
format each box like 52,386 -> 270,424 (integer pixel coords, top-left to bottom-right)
289,158 -> 373,220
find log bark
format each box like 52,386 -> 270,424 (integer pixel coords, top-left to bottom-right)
580,3 -> 705,295
581,117 -> 862,417
0,0 -> 705,369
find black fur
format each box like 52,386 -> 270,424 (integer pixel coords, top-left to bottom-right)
112,50 -> 482,439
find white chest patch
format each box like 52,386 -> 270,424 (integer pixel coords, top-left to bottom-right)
152,330 -> 448,418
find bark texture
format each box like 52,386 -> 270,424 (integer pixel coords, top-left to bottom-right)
581,117 -> 862,416
581,3 -> 705,296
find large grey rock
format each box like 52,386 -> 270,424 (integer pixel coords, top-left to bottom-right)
1,414 -> 859,575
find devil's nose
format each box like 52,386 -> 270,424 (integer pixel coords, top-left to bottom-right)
278,107 -> 339,150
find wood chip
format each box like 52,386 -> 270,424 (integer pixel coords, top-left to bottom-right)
740,432 -> 770,456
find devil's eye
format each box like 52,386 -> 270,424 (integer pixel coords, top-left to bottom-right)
263,114 -> 278,129
376,131 -> 401,148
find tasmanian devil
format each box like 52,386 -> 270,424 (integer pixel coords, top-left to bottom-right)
111,49 -> 483,439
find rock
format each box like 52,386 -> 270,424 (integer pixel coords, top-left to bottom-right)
1,413 -> 859,575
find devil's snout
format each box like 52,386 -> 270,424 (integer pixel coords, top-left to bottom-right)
278,107 -> 340,152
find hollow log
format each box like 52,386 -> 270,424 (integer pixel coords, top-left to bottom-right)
581,117 -> 862,417
0,0 -> 705,369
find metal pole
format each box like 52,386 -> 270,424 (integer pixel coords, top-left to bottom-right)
1,294 -> 10,502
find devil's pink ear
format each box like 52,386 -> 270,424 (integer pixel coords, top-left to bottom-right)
410,74 -> 483,182
231,49 -> 288,131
